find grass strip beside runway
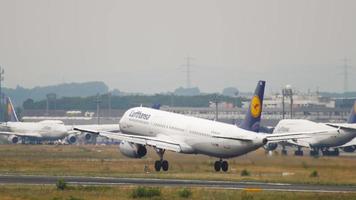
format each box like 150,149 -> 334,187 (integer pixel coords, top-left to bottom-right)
0,185 -> 355,200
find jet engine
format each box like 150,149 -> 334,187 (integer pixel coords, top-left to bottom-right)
119,141 -> 147,158
8,135 -> 19,144
66,134 -> 77,144
264,142 -> 278,151
341,146 -> 356,153
83,133 -> 92,141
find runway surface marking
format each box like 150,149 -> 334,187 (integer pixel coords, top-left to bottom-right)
0,174 -> 355,193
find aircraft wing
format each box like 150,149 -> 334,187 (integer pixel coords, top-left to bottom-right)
67,124 -> 120,133
278,139 -> 310,148
325,123 -> 356,132
0,131 -> 42,138
73,128 -> 181,152
265,130 -> 329,142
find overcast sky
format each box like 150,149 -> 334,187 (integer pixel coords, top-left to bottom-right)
0,0 -> 355,94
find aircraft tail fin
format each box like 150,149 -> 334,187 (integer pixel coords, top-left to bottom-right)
347,101 -> 356,124
239,80 -> 265,132
152,103 -> 161,110
6,97 -> 19,122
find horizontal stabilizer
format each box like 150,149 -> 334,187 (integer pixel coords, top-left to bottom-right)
212,135 -> 254,142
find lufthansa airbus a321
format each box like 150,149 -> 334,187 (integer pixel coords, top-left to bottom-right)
75,81 -> 315,172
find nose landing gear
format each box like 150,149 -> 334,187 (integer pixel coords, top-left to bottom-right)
154,148 -> 169,172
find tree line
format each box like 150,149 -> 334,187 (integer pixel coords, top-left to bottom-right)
23,94 -> 244,110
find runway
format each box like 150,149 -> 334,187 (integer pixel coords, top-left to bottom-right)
0,175 -> 355,193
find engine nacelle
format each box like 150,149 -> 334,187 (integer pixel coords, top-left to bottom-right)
66,134 -> 77,144
341,146 -> 356,153
83,133 -> 92,141
264,142 -> 278,151
119,141 -> 147,158
8,135 -> 19,144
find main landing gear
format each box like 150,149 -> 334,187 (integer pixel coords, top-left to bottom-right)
154,148 -> 169,172
310,148 -> 320,157
322,148 -> 339,156
294,147 -> 303,156
309,148 -> 339,157
281,145 -> 288,156
214,159 -> 228,172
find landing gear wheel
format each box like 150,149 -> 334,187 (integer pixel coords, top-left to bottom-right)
281,149 -> 287,155
154,148 -> 169,172
323,149 -> 339,156
214,161 -> 221,172
294,150 -> 303,156
154,160 -> 161,172
333,148 -> 340,156
161,160 -> 169,171
322,150 -> 330,156
310,149 -> 319,157
221,161 -> 228,172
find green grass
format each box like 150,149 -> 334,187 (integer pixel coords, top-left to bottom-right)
131,186 -> 161,198
0,145 -> 356,185
0,185 -> 355,200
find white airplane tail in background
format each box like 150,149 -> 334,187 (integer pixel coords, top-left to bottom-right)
6,97 -> 19,122
347,101 -> 356,124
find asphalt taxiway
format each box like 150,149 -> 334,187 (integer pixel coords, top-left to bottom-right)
0,174 -> 355,193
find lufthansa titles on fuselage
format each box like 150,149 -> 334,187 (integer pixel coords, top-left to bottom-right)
129,110 -> 151,120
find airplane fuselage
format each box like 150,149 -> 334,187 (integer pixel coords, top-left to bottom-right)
119,107 -> 265,158
0,121 -> 68,140
274,119 -> 356,148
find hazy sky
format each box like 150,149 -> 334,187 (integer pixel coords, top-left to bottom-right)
0,0 -> 355,94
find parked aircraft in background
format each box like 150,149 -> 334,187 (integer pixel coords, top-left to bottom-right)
0,97 -> 120,144
75,81 -> 315,172
330,101 -> 356,153
273,101 -> 356,156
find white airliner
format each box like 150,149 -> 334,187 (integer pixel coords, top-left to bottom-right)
273,101 -> 356,156
327,101 -> 356,153
75,81 -> 315,172
0,97 -> 119,144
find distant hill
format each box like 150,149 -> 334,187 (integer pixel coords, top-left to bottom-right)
23,93 -> 244,111
174,87 -> 201,96
222,87 -> 239,97
3,82 -> 109,107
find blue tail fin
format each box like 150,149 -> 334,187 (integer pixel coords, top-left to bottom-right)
347,101 -> 356,124
6,97 -> 19,122
239,80 -> 265,132
152,103 -> 161,110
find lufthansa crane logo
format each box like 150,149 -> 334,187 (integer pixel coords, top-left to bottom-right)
250,96 -> 261,118
7,104 -> 12,116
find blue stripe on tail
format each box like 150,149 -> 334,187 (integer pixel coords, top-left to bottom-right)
6,97 -> 19,122
239,80 -> 265,132
347,101 -> 356,124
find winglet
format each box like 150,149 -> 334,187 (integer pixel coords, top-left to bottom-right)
347,101 -> 356,124
6,97 -> 19,122
239,81 -> 265,132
